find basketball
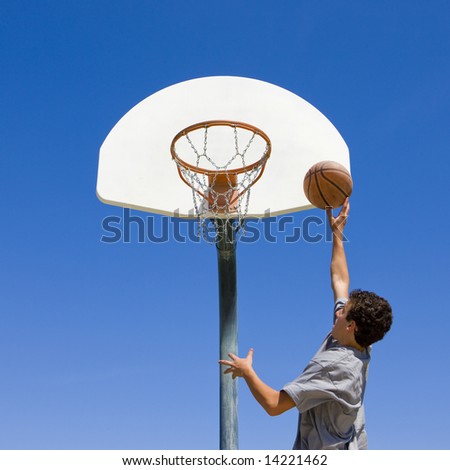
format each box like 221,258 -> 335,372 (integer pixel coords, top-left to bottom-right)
303,161 -> 353,209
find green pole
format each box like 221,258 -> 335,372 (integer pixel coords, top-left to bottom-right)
216,219 -> 238,450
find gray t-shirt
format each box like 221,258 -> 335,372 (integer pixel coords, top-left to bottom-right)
282,298 -> 370,450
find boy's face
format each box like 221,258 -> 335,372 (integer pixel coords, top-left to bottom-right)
332,301 -> 356,345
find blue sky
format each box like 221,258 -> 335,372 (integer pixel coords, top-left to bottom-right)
1,0 -> 450,450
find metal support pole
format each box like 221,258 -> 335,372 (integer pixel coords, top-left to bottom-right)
216,219 -> 238,450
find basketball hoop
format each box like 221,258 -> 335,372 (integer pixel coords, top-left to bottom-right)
170,120 -> 271,240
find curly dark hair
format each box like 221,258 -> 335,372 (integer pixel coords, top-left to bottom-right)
346,289 -> 393,348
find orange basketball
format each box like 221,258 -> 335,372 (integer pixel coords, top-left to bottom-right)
303,161 -> 353,209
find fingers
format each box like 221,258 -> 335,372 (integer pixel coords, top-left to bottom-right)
219,349 -> 254,379
326,198 -> 350,216
224,369 -> 239,379
218,360 -> 233,367
325,206 -> 333,224
327,198 -> 350,224
341,197 -> 350,215
228,349 -> 254,361
223,367 -> 240,379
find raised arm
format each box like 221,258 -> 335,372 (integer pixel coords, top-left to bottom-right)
326,198 -> 350,302
219,349 -> 295,416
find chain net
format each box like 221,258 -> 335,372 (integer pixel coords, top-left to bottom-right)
171,122 -> 270,242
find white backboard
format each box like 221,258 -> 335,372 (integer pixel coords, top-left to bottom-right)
97,76 -> 350,218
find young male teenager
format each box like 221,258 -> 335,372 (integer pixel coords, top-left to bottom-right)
219,199 -> 393,450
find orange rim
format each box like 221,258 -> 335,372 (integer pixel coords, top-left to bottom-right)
170,120 -> 271,177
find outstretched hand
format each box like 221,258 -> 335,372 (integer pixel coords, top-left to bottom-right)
326,198 -> 350,238
219,348 -> 254,379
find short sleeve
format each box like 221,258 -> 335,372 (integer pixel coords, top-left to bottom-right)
332,298 -> 348,324
282,359 -> 339,413
334,298 -> 348,313
282,346 -> 362,414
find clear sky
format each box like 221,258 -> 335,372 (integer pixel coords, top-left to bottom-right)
1,0 -> 449,450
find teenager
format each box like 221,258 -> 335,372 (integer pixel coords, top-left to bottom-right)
219,199 -> 393,449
